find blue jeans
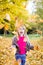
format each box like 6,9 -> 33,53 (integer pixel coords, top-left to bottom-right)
15,53 -> 26,65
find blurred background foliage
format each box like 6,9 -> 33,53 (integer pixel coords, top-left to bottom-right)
0,0 -> 28,33
0,0 -> 43,65
0,0 -> 43,36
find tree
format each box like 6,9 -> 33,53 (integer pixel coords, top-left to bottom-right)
0,0 -> 28,34
36,0 -> 43,19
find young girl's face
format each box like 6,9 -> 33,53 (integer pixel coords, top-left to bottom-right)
18,26 -> 25,36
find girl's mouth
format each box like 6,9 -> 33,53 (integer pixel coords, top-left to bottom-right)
20,32 -> 23,34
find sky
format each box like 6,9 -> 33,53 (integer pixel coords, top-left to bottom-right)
26,0 -> 36,14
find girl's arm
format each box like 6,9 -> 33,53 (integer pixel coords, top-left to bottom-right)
12,36 -> 19,49
26,36 -> 34,51
26,42 -> 34,50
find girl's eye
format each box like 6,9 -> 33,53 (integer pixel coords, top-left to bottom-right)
22,28 -> 25,30
19,27 -> 25,30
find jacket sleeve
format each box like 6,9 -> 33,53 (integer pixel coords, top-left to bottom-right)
12,36 -> 19,49
26,36 -> 34,51
26,41 -> 34,51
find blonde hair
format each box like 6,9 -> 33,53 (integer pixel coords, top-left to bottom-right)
15,19 -> 24,29
14,19 -> 27,37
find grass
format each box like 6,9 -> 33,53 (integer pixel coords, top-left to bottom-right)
28,34 -> 41,40
0,33 -> 14,37
0,33 -> 41,38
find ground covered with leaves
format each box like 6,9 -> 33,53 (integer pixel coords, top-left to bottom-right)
0,36 -> 43,65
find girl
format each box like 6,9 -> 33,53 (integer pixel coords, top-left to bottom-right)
12,25 -> 34,65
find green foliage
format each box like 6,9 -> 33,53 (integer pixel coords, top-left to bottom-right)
36,22 -> 43,35
36,0 -> 43,19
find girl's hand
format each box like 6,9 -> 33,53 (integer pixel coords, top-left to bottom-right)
10,46 -> 17,54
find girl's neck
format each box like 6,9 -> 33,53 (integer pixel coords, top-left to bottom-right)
19,34 -> 24,37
